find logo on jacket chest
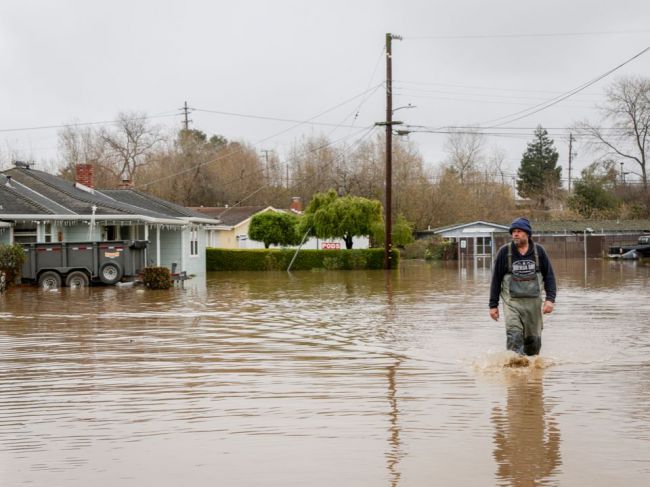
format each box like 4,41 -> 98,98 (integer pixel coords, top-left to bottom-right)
512,259 -> 536,275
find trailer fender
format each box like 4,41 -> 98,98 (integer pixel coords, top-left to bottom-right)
99,262 -> 123,284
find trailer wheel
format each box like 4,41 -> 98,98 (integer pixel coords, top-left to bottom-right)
38,271 -> 62,290
66,271 -> 90,288
99,262 -> 122,284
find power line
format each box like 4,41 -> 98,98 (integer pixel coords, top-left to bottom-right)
193,108 -> 368,129
404,29 -> 650,40
479,45 -> 650,128
0,112 -> 180,134
394,80 -> 604,96
196,125 -> 380,218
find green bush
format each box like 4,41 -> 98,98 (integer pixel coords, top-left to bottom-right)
400,239 -> 431,259
426,238 -> 456,260
0,244 -> 26,286
206,248 -> 399,271
142,266 -> 172,289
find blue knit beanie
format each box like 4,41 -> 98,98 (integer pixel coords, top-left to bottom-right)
509,217 -> 532,237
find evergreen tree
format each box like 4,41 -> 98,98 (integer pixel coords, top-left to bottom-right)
516,126 -> 562,208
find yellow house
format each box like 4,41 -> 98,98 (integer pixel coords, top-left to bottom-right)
192,206 -> 280,249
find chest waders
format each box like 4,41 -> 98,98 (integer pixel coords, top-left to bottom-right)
501,243 -> 544,356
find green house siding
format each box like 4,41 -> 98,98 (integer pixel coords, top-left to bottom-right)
160,228 -> 182,269
184,227 -> 206,275
0,228 -> 11,244
64,224 -> 100,241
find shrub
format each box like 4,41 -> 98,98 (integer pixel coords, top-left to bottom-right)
142,266 -> 172,289
0,244 -> 26,286
206,248 -> 399,271
400,239 -> 430,259
427,238 -> 456,260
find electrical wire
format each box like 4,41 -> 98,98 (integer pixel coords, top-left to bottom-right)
404,29 -> 650,40
478,45 -> 650,128
201,125 -> 379,218
138,85 -> 383,189
0,113 -> 180,134
192,108 -> 366,129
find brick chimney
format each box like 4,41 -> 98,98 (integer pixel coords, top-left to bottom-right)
290,196 -> 302,213
75,163 -> 94,189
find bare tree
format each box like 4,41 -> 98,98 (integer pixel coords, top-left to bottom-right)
576,76 -> 650,191
487,146 -> 509,185
57,124 -> 117,187
100,112 -> 163,183
444,130 -> 484,183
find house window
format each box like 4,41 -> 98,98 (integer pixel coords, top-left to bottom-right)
104,225 -> 117,241
476,236 -> 492,255
190,229 -> 199,256
13,222 -> 37,244
44,223 -> 53,243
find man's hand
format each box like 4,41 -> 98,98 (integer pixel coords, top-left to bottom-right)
489,307 -> 499,321
543,300 -> 554,314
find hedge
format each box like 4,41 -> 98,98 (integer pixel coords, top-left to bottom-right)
206,248 -> 400,271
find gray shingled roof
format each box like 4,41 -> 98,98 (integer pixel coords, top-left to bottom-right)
0,166 -> 218,224
0,181 -> 54,214
104,189 -> 214,220
191,206 -> 270,226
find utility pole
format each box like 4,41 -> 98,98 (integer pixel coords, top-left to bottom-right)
568,133 -> 573,193
261,149 -> 271,182
381,33 -> 402,270
182,101 -> 191,131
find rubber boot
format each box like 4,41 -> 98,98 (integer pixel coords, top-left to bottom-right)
506,329 -> 524,355
524,336 -> 541,356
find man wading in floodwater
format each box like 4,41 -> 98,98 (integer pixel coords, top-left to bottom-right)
489,218 -> 557,356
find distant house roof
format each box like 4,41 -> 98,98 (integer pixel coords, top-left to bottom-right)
417,220 -> 509,237
417,219 -> 650,238
0,166 -> 219,226
531,219 -> 650,234
191,206 -> 276,227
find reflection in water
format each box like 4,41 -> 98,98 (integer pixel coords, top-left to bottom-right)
385,359 -> 403,487
1,260 -> 650,486
492,369 -> 561,486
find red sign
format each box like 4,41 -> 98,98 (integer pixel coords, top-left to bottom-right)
322,242 -> 341,250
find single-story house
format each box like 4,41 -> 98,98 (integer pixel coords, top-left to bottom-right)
193,197 -> 369,250
417,219 -> 650,259
416,221 -> 510,259
0,162 -> 220,275
193,205 -> 280,248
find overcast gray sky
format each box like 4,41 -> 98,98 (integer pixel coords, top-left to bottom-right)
1,0 -> 650,184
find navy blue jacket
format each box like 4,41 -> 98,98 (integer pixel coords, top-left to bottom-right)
489,240 -> 557,308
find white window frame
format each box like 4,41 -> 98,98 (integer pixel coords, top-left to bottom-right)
190,228 -> 199,257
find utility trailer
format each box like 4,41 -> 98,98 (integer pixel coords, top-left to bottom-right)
607,235 -> 650,259
21,240 -> 148,289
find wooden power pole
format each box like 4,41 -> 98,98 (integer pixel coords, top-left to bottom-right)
382,33 -> 401,270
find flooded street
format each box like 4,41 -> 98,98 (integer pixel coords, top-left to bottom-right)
1,259 -> 650,486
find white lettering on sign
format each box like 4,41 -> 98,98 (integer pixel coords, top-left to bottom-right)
512,260 -> 536,275
322,242 -> 341,250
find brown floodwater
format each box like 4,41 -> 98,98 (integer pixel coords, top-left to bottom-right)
1,258 -> 649,486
